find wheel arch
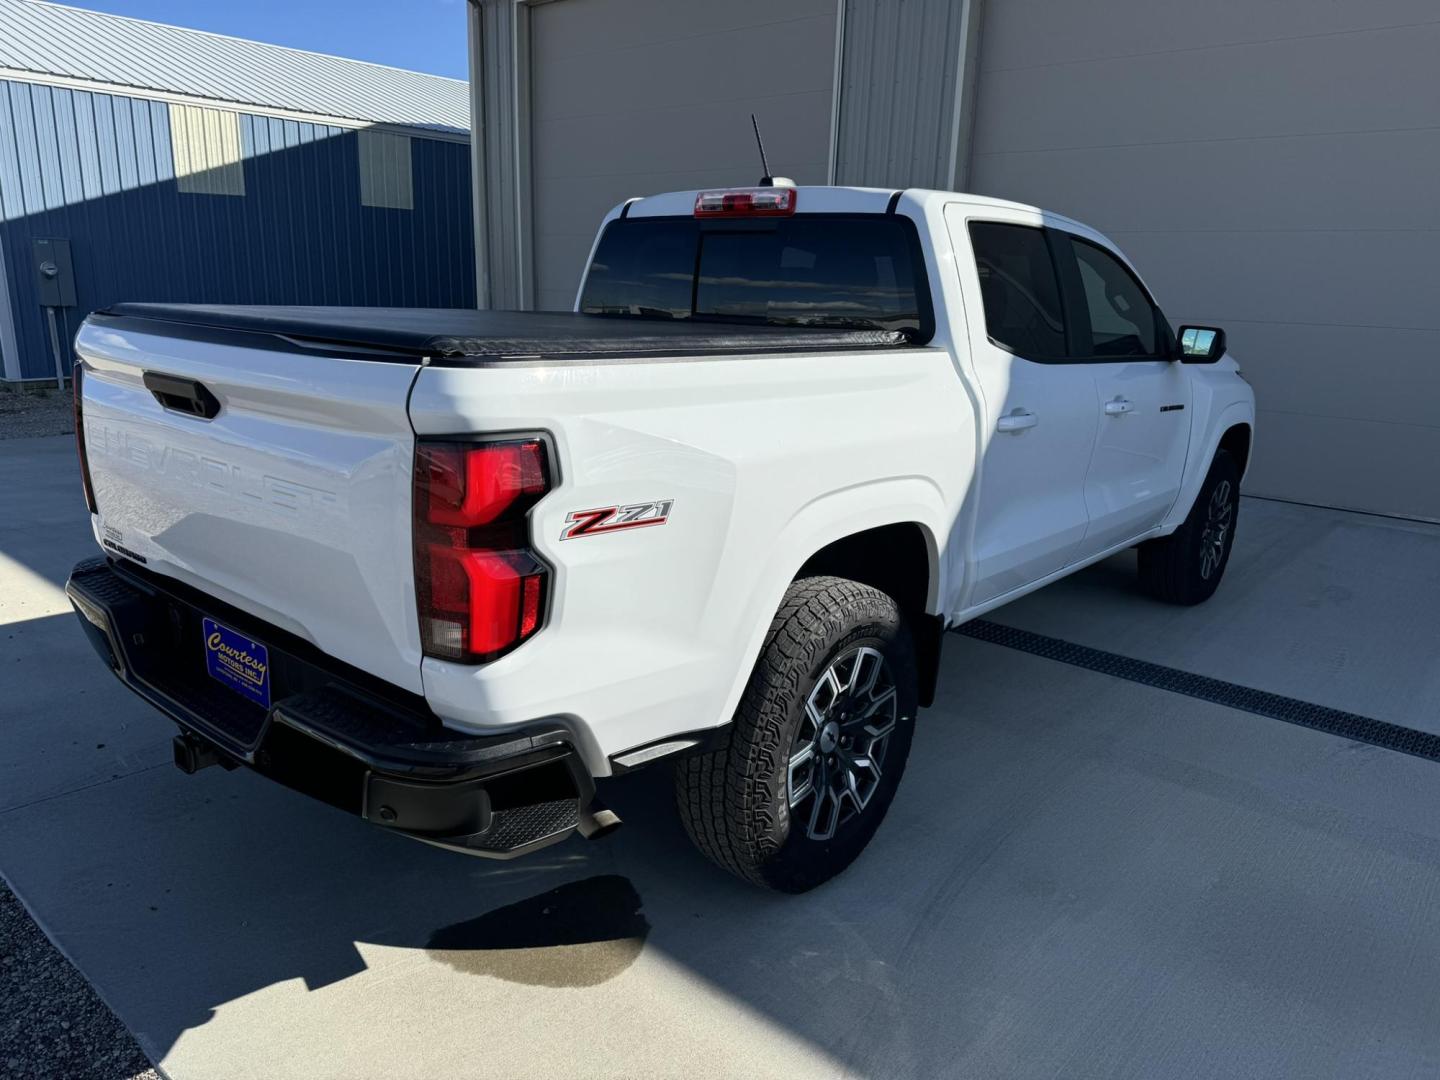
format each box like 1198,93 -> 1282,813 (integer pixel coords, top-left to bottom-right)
795,522 -> 944,707
1218,422 -> 1253,479
716,479 -> 950,734
1163,401 -> 1256,531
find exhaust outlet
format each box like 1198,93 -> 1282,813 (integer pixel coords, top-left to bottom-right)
577,798 -> 622,841
172,732 -> 225,775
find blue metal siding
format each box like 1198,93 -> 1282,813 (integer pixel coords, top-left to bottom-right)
0,78 -> 475,379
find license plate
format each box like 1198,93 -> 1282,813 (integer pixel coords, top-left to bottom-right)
202,617 -> 271,709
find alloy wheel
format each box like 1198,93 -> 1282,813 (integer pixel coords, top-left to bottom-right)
1199,479 -> 1234,580
787,646 -> 898,842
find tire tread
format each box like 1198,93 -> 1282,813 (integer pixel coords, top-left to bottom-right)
674,576 -> 903,889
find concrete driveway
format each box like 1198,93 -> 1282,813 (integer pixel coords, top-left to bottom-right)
4,433 -> 1440,1079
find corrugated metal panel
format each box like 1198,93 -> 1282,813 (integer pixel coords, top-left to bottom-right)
833,0 -> 967,189
477,0 -> 521,309
0,0 -> 467,133
0,78 -> 475,380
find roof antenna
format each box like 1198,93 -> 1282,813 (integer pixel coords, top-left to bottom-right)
751,113 -> 773,186
750,114 -> 794,188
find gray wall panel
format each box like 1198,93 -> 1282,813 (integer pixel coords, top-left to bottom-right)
1109,229 -> 1440,333
526,0 -> 836,312
970,2 -> 1440,519
529,0 -> 834,54
973,130 -> 1440,233
1251,410 -> 1440,524
974,25 -> 1440,156
975,0 -> 1440,73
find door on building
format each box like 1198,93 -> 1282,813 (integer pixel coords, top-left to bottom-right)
947,207 -> 1099,608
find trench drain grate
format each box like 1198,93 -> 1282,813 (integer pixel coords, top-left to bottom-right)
956,619 -> 1440,765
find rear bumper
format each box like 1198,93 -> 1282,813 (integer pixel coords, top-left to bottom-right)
65,557 -> 597,858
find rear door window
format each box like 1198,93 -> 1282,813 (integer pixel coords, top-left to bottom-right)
581,214 -> 932,340
967,222 -> 1068,360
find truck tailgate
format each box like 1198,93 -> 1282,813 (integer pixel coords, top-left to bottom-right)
74,321 -> 425,694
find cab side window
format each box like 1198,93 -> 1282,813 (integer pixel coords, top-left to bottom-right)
968,222 -> 1068,360
1068,237 -> 1162,358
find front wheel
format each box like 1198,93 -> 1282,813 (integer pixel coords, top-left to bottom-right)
674,576 -> 918,893
1137,449 -> 1241,605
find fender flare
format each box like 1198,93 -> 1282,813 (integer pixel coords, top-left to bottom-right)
1162,400 -> 1255,531
710,476 -> 948,730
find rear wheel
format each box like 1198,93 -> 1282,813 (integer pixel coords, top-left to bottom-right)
675,576 -> 917,893
1137,449 -> 1240,605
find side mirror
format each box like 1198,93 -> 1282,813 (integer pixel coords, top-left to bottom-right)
1176,325 -> 1227,364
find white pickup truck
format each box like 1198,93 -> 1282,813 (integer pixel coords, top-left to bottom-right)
67,184 -> 1253,892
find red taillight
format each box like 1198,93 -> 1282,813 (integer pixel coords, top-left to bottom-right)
422,441 -> 547,526
72,364 -> 97,514
414,438 -> 551,663
694,186 -> 796,217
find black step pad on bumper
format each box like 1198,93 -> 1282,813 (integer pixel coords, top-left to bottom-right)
66,557 -> 590,857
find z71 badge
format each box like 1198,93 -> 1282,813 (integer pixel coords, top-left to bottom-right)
561,500 -> 673,540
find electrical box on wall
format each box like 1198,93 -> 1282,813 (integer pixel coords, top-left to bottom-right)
32,238 -> 76,308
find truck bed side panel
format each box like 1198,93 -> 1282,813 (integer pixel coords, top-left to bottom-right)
406,346 -> 968,768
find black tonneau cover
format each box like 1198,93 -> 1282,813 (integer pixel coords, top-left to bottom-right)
97,304 -> 911,362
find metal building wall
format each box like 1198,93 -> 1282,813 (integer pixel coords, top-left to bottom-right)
966,0 -> 1440,521
0,78 -> 475,380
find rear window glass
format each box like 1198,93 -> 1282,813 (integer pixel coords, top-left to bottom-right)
578,219 -> 697,320
581,214 -> 932,340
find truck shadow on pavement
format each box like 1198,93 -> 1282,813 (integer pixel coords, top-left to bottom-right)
426,873 -> 649,988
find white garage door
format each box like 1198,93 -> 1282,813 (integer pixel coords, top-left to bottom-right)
527,0 -> 837,311
968,1 -> 1440,521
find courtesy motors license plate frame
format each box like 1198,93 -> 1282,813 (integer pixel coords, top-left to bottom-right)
201,616 -> 272,710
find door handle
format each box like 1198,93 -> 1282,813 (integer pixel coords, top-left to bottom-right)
1104,397 -> 1134,416
997,409 -> 1038,433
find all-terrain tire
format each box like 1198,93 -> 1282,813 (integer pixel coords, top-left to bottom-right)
1137,449 -> 1241,605
674,576 -> 918,893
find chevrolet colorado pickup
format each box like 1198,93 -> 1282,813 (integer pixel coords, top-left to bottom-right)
66,184 -> 1254,892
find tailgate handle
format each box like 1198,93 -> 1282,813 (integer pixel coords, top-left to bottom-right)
143,372 -> 220,420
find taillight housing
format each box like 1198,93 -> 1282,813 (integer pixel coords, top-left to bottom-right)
694,187 -> 797,217
72,364 -> 98,514
413,437 -> 552,663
